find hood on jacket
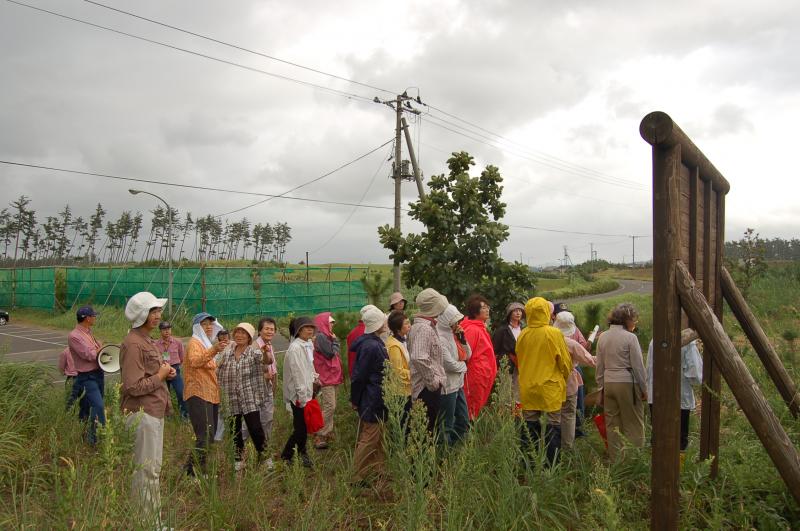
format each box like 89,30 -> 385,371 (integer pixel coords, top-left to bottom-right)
289,316 -> 316,338
525,297 -> 552,328
314,312 -> 334,338
437,304 -> 464,331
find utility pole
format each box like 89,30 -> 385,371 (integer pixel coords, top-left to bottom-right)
589,242 -> 594,273
393,95 -> 403,292
631,235 -> 639,266
401,117 -> 426,199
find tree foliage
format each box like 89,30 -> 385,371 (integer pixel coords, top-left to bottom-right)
378,151 -> 536,324
726,228 -> 767,297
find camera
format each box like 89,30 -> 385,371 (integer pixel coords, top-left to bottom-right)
217,330 -> 230,341
455,331 -> 467,344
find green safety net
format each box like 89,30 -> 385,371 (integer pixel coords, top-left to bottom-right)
1,266 -> 368,317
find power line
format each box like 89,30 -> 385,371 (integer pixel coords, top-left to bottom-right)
214,138 -> 394,218
424,102 -> 638,186
423,113 -> 647,191
311,145 -> 393,253
507,223 -> 650,238
0,159 -> 398,211
0,160 -> 653,240
5,0 -> 377,104
84,0 -> 396,96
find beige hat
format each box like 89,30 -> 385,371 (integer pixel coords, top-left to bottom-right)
360,304 -> 380,319
389,291 -> 407,308
415,288 -> 449,318
363,306 -> 387,334
233,322 -> 256,342
125,292 -> 168,328
554,311 -> 577,337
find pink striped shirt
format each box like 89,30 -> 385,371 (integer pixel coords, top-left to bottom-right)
58,347 -> 78,377
68,324 -> 102,373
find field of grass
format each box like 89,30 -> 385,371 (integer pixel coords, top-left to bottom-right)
595,266 -> 653,281
1,264 -> 799,528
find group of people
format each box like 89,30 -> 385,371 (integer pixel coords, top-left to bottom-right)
58,286 -> 704,524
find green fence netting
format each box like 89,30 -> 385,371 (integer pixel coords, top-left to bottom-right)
1,266 -> 369,317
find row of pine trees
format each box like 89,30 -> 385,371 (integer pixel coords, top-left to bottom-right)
0,196 -> 292,265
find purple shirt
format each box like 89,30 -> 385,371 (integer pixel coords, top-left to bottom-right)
155,336 -> 185,366
68,324 -> 102,373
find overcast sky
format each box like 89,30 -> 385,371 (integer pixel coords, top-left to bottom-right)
2,0 -> 799,267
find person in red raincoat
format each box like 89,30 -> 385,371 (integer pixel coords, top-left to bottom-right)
460,294 -> 498,419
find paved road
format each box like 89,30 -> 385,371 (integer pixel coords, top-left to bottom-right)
0,321 -> 291,383
561,278 -> 653,305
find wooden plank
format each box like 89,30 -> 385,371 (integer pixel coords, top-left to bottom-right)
699,179 -> 721,476
651,143 -> 683,531
676,261 -> 800,504
640,111 -> 730,193
722,266 -> 800,417
689,167 -> 699,278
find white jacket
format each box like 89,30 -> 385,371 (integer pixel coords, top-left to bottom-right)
437,305 -> 472,395
283,338 -> 319,407
646,340 -> 703,409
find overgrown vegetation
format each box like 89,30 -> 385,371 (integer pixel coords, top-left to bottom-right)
1,264 -> 799,528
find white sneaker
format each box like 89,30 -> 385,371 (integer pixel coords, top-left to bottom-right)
234,460 -> 245,472
265,457 -> 275,471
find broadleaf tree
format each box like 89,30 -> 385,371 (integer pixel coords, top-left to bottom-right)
378,151 -> 536,325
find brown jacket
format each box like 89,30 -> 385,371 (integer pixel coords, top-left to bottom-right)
120,327 -> 172,418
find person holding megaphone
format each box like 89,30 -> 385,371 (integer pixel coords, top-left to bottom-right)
68,305 -> 105,446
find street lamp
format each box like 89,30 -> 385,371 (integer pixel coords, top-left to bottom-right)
129,189 -> 173,317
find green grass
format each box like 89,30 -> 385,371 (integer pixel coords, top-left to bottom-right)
539,277 -> 620,301
1,264 -> 799,528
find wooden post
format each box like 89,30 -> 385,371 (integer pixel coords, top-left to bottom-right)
721,266 -> 800,417
676,260 -> 800,504
650,142 -> 683,531
699,179 -> 721,476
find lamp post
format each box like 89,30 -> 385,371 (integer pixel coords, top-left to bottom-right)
129,189 -> 173,317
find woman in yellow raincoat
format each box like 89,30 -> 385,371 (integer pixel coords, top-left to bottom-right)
516,297 -> 572,464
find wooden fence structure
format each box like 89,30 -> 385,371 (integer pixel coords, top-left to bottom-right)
640,111 -> 800,530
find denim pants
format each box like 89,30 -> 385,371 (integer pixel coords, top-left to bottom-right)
73,370 -> 106,445
167,364 -> 188,418
440,388 -> 469,445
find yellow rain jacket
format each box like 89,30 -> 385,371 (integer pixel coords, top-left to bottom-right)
516,297 -> 572,412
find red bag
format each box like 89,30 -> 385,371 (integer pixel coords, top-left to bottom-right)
593,413 -> 608,449
303,399 -> 324,434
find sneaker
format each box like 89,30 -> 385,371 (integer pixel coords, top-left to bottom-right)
300,454 -> 313,469
234,460 -> 245,472
265,457 -> 275,471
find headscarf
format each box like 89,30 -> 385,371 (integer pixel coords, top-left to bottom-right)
191,312 -> 223,349
314,312 -> 334,339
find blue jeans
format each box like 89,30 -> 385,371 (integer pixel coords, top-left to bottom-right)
73,370 -> 106,445
167,364 -> 188,418
440,388 -> 469,446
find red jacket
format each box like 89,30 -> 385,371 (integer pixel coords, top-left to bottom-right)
346,321 -> 366,378
461,318 -> 498,419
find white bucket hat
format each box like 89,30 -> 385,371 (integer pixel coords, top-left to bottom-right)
125,291 -> 168,328
363,306 -> 387,334
554,311 -> 577,337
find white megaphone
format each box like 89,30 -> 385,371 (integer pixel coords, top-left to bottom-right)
98,344 -> 121,373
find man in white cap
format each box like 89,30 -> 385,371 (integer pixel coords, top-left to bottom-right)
120,291 -> 173,523
407,288 -> 449,435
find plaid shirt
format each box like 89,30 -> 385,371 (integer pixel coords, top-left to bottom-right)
216,344 -> 268,416
407,317 -> 446,399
